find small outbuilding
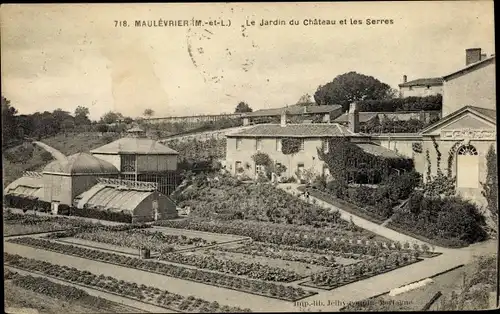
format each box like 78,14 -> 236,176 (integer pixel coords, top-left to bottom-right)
74,178 -> 178,222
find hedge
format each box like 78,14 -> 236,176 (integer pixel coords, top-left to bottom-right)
358,95 -> 442,112
4,194 -> 132,223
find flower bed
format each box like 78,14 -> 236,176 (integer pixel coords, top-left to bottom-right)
8,237 -> 315,301
215,242 -> 352,268
303,253 -> 422,290
5,270 -> 147,313
160,252 -> 301,282
71,229 -> 211,253
3,212 -> 104,236
154,218 -> 422,257
303,187 -> 387,225
4,253 -> 250,313
174,174 -> 346,227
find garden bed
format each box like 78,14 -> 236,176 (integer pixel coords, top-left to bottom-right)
154,218 -> 403,256
4,253 -> 249,313
171,248 -> 321,280
3,212 -> 102,236
386,222 -> 468,249
4,269 -> 146,313
214,242 -> 361,268
301,257 -> 423,291
303,188 -> 387,225
8,237 -> 316,302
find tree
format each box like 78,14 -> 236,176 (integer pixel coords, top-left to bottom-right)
74,106 -> 91,125
100,111 -> 123,124
2,96 -> 19,145
143,108 -> 155,118
481,145 -> 498,233
235,102 -> 253,113
296,93 -> 314,106
314,71 -> 393,111
123,117 -> 134,124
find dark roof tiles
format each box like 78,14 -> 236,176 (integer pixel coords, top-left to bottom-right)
228,123 -> 355,138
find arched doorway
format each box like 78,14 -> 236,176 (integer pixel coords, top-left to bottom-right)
456,144 -> 479,188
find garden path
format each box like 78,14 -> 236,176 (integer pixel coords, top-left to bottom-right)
277,184 -> 448,251
277,183 -> 497,311
4,241 -> 296,313
5,266 -> 163,313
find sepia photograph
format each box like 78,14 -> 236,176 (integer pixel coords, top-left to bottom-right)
1,1 -> 497,313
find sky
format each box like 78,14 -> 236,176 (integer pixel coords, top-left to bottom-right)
1,2 -> 495,120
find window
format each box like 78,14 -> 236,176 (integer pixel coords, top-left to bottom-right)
456,145 -> 479,188
457,145 -> 478,156
322,139 -> 329,153
256,138 -> 262,151
236,138 -> 242,150
299,139 -> 305,151
276,139 -> 282,152
235,161 -> 243,173
121,155 -> 136,172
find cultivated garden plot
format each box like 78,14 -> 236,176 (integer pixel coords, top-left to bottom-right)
3,211 -> 102,237
7,237 -> 316,302
52,227 -> 227,256
4,268 -> 146,313
4,253 -> 251,313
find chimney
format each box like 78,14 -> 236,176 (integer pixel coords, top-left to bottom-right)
348,102 -> 359,133
281,110 -> 287,127
403,75 -> 407,83
466,48 -> 482,66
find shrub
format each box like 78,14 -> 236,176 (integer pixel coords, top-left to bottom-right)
391,193 -> 487,245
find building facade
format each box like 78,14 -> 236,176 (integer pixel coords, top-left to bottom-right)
398,76 -> 443,98
442,53 -> 495,116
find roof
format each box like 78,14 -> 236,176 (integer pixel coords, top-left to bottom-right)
334,112 -> 379,123
75,183 -> 156,214
355,143 -> 407,159
469,106 -> 497,121
4,175 -> 44,199
43,152 -> 119,175
90,137 -> 179,155
443,55 -> 495,81
245,104 -> 342,117
127,126 -> 145,133
227,123 -> 356,138
420,105 -> 496,135
398,77 -> 444,87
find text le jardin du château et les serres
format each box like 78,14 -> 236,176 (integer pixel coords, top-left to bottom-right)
120,18 -> 395,28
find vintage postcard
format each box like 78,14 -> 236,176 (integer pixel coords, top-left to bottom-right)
1,1 -> 497,313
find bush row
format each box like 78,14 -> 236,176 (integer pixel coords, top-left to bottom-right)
358,95 -> 442,112
4,195 -> 133,223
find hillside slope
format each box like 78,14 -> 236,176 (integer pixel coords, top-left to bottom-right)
3,133 -> 120,187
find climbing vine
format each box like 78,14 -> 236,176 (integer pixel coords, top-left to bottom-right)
424,139 -> 457,198
425,149 -> 431,183
431,137 -> 442,175
251,152 -> 272,166
281,138 -> 302,155
318,137 -> 414,186
447,141 -> 462,177
412,142 -> 423,154
481,145 -> 498,231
